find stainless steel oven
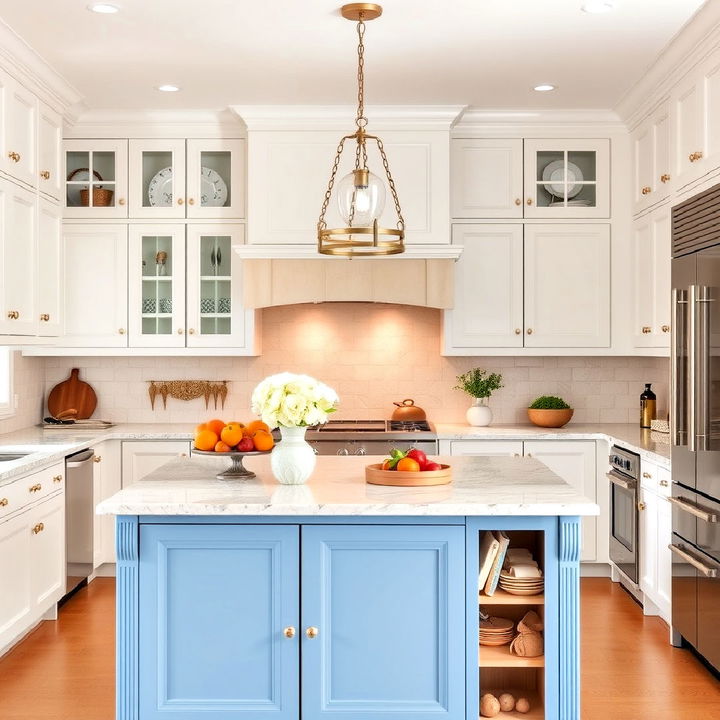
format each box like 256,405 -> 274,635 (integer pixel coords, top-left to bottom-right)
608,445 -> 641,585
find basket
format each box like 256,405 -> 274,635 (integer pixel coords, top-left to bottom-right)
67,167 -> 114,207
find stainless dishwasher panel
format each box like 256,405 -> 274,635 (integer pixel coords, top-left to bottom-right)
65,448 -> 95,595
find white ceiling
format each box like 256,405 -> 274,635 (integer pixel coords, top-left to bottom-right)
0,0 -> 708,112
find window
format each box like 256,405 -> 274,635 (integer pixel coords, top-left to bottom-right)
0,348 -> 13,418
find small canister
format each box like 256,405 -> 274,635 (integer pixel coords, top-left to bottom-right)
640,383 -> 657,429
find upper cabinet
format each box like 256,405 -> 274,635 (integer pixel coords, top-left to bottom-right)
632,102 -> 671,215
450,138 -> 610,219
129,139 -> 186,218
0,70 -> 38,189
37,103 -> 62,201
64,139 -> 128,219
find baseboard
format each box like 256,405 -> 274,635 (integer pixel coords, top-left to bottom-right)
92,563 -> 116,578
580,563 -> 611,577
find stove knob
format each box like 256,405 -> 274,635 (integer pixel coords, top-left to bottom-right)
336,448 -> 349,456
355,447 -> 366,456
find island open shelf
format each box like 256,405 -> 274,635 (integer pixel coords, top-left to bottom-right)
480,589 -> 545,605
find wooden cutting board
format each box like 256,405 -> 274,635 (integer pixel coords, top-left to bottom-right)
47,368 -> 97,420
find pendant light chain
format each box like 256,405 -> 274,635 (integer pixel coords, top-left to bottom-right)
355,16 -> 367,132
317,136 -> 348,231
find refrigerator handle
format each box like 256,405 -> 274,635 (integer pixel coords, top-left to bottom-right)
695,285 -> 712,451
688,285 -> 698,452
671,288 -> 688,447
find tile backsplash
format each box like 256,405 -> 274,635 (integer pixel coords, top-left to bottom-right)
0,352 -> 46,434
38,304 -> 670,426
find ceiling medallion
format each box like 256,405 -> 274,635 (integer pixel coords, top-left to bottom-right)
317,3 -> 405,257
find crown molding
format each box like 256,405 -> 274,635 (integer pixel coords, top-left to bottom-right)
453,108 -> 625,135
615,1 -> 720,130
64,109 -> 245,138
231,105 -> 466,132
0,19 -> 83,118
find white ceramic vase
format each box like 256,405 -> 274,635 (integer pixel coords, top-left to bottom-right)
466,398 -> 493,427
271,426 -> 317,485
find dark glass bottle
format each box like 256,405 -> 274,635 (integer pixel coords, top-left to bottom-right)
640,383 -> 656,429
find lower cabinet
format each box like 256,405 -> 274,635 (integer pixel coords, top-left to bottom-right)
137,523 -> 466,720
121,440 -> 191,488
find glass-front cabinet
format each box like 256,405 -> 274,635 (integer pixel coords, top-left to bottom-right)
63,139 -> 128,218
523,139 -> 609,218
129,139 -> 187,219
128,225 -> 186,347
186,139 -> 245,219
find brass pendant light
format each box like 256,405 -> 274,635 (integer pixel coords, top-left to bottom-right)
317,3 -> 405,257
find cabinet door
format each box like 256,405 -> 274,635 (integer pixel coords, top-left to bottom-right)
653,205 -> 672,343
524,440 -> 597,562
301,525 -> 465,720
186,224 -> 255,348
29,493 -> 65,609
128,225 -> 186,347
524,224 -> 610,347
523,139 -> 610,218
639,488 -> 659,601
443,224 -> 523,351
657,495 -> 672,620
3,74 -> 37,188
450,139 -> 523,218
139,523 -> 299,720
94,441 -> 121,566
448,440 -> 523,456
121,441 -> 191,488
38,103 -> 62,200
654,105 -> 672,202
186,139 -> 245,219
633,120 -> 654,213
129,139 -> 186,218
672,76 -> 704,187
704,52 -> 720,177
0,180 -> 36,335
64,139 -> 129,218
0,511 -> 32,650
63,224 -> 128,347
37,198 -> 63,336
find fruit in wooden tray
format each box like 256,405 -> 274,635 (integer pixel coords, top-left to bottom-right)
396,457 -> 421,472
382,447 -> 442,471
194,419 -> 275,453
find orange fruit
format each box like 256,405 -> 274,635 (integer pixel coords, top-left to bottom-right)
214,440 -> 232,453
381,459 -> 394,471
207,419 -> 225,437
396,457 -> 421,472
220,423 -> 243,447
195,422 -> 208,434
246,420 -> 270,435
194,429 -> 219,451
252,430 -> 275,452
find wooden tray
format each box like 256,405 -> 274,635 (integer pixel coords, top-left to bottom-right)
365,463 -> 452,487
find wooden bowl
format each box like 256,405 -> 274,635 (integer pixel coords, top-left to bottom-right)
365,463 -> 452,487
527,408 -> 574,428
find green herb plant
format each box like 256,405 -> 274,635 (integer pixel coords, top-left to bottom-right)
528,395 -> 571,410
454,369 -> 503,399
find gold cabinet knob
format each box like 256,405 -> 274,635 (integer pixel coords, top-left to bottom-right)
177,198 -> 184,205
8,151 -> 20,162
118,198 -> 126,206
188,328 -> 195,335
660,173 -> 671,183
637,502 -> 646,511
514,198 -> 521,206
283,626 -> 296,639
526,198 -> 533,206
305,626 -> 319,639
641,186 -> 652,195
93,455 -> 102,463
660,479 -> 669,487
689,151 -> 704,162
53,475 -> 62,483
661,325 -> 670,333
119,328 -> 126,335
39,170 -> 50,180
514,328 -> 521,335
642,472 -> 652,479
40,313 -> 50,322
642,326 -> 652,334
0,498 -> 8,507
188,198 -> 195,205
526,328 -> 533,335
29,483 -> 42,493
7,310 -> 19,319
177,328 -> 184,335
32,522 -> 45,534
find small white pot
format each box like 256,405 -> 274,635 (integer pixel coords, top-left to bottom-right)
466,398 -> 493,427
271,426 -> 317,485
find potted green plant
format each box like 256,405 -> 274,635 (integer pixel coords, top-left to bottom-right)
527,396 -> 574,428
454,369 -> 503,427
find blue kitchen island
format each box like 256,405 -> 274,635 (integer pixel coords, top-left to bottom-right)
98,453 -> 599,720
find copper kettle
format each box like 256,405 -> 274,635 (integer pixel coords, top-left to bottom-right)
391,399 -> 427,422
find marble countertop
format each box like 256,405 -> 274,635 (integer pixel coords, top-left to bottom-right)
0,421 -> 671,488
96,453 -> 600,517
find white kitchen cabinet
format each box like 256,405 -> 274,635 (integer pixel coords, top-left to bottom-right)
639,486 -> 659,604
524,440 -> 597,562
37,103 -> 62,201
64,139 -> 129,218
128,224 -> 186,347
450,139 -> 523,218
439,439 -> 524,456
0,511 -> 32,651
186,139 -> 245,219
94,441 -> 121,567
28,492 -> 65,608
0,70 -> 37,189
62,224 -> 128,347
523,139 -> 610,219
633,204 -> 671,348
632,102 -> 672,215
129,139 -> 186,219
444,224 -> 524,349
524,224 -> 610,348
0,180 -> 37,335
121,441 -> 191,488
656,493 -> 672,616
37,198 -> 63,337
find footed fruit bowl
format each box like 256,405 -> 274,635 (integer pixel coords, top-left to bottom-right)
191,448 -> 272,480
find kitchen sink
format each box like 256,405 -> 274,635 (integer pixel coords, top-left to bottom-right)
0,453 -> 30,462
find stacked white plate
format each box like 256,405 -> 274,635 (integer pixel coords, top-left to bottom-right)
498,572 -> 544,596
479,616 -> 515,646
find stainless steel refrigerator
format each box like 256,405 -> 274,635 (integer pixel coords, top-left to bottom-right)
670,181 -> 720,672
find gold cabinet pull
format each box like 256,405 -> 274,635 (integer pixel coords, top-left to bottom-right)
638,502 -> 646,511
188,198 -> 195,205
641,186 -> 652,195
40,313 -> 50,322
661,325 -> 670,333
119,328 -> 126,335
526,198 -> 533,206
188,328 -> 195,335
7,310 -> 19,320
660,174 -> 671,183
514,328 -> 521,335
39,170 -> 50,180
305,626 -> 319,639
118,198 -> 126,206
93,455 -> 102,463
283,626 -> 296,639
177,328 -> 184,335
526,328 -> 533,335
29,483 -> 42,493
177,198 -> 184,205
53,475 -> 62,483
514,198 -> 521,206
0,498 -> 8,507
660,479 -> 669,487
32,522 -> 45,534
689,151 -> 704,162
642,472 -> 652,479
642,326 -> 652,334
7,151 -> 20,162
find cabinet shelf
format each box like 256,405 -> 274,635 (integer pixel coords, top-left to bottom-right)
142,276 -> 172,281
200,275 -> 231,281
480,590 -> 544,605
479,645 -> 544,668
480,690 -> 543,719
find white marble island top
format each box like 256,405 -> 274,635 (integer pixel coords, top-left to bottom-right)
96,454 -> 600,517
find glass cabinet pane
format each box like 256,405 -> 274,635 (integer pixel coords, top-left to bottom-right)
142,151 -> 174,207
535,149 -> 598,209
199,151 -> 232,208
66,149 -> 117,208
140,235 -> 174,335
197,234 -> 232,335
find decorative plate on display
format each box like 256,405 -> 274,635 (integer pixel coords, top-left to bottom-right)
542,159 -> 584,199
147,166 -> 228,207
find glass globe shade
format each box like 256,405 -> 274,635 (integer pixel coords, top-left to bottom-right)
336,169 -> 386,227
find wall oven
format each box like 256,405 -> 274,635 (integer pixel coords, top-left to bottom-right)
608,445 -> 641,586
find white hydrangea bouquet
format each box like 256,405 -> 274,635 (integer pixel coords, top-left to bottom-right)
251,373 -> 339,485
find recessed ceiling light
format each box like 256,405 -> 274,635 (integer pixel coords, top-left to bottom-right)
581,1 -> 615,13
87,3 -> 119,13
533,84 -> 556,92
156,84 -> 181,93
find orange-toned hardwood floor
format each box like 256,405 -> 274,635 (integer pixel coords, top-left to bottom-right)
0,577 -> 718,719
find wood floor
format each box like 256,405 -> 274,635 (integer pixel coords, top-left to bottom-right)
0,577 -> 718,719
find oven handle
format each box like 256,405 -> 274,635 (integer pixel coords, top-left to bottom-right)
669,543 -> 718,577
606,469 -> 636,490
668,495 -> 718,523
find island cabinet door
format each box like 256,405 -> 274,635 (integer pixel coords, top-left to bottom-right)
300,525 -> 466,720
138,524 -> 299,720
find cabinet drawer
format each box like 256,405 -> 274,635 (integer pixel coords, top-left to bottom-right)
640,460 -> 658,492
657,466 -> 672,497
449,440 -> 523,456
0,463 -> 65,520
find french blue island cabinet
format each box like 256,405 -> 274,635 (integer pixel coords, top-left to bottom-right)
116,515 -> 580,720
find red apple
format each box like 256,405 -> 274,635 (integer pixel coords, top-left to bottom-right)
237,436 -> 255,452
424,462 -> 442,472
406,448 -> 428,469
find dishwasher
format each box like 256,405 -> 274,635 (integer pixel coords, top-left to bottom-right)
65,448 -> 96,596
